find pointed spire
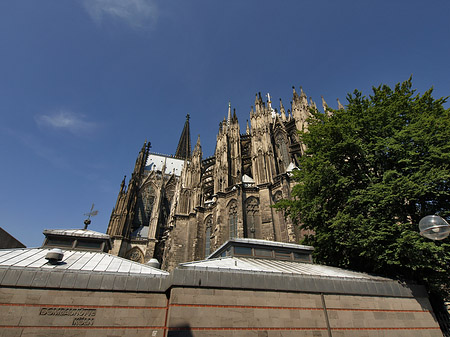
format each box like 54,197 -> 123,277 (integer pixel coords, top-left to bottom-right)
227,101 -> 231,125
300,86 -> 307,98
193,134 -> 202,154
175,114 -> 192,159
337,98 -> 344,110
299,86 -> 308,107
279,98 -> 286,121
232,108 -> 237,122
292,86 -> 299,101
309,97 -> 317,110
321,96 -> 327,109
279,98 -> 285,113
120,175 -> 126,193
246,120 -> 250,134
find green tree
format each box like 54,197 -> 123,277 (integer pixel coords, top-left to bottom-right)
276,78 -> 450,298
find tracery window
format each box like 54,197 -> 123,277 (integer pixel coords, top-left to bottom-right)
179,190 -> 190,214
228,200 -> 238,239
245,197 -> 260,239
275,133 -> 290,172
133,183 -> 155,228
125,247 -> 144,264
204,215 -> 213,256
273,191 -> 288,242
257,150 -> 266,183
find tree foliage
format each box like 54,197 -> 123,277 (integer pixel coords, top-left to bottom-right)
277,78 -> 450,298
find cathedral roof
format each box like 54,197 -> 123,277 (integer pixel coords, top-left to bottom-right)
241,174 -> 255,184
286,162 -> 299,172
145,153 -> 185,176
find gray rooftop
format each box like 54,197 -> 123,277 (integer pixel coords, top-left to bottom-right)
0,247 -> 425,298
180,256 -> 389,281
208,238 -> 314,259
0,248 -> 168,275
43,228 -> 111,240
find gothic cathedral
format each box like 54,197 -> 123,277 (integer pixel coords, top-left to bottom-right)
107,87 -> 333,270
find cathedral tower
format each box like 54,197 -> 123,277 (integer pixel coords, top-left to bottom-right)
108,86 -> 330,270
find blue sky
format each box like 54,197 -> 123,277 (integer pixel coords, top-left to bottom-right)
1,0 -> 449,247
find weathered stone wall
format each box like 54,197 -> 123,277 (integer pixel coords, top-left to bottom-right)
166,287 -> 442,337
324,294 -> 441,337
0,284 -> 442,337
0,287 -> 167,337
167,287 -> 329,337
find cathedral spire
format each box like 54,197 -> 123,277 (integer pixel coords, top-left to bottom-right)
227,101 -> 231,125
193,134 -> 202,154
321,96 -> 327,111
175,114 -> 192,159
337,98 -> 344,110
309,97 -> 317,110
292,86 -> 299,102
133,140 -> 151,177
120,175 -> 126,193
279,98 -> 286,121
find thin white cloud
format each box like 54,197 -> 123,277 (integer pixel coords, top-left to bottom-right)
83,0 -> 158,30
35,110 -> 97,136
0,126 -> 69,169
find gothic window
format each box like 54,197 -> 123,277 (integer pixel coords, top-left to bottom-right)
273,191 -> 288,242
133,183 -> 155,228
228,200 -> 238,239
125,247 -> 144,264
205,215 -> 213,256
257,150 -> 266,183
165,178 -> 176,204
289,131 -> 297,145
245,197 -> 260,239
275,133 -> 290,172
179,190 -> 190,214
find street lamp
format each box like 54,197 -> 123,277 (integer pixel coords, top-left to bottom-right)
419,215 -> 450,241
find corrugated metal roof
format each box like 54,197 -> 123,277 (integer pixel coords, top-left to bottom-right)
0,248 -> 168,275
207,238 -> 314,259
180,256 -> 389,281
43,229 -> 111,239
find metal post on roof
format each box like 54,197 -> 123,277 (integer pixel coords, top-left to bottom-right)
83,203 -> 98,230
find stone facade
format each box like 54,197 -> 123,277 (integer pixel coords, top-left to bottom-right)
0,281 -> 442,337
106,88 -> 327,270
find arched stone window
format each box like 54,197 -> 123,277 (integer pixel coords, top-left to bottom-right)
273,191 -> 288,242
257,150 -> 266,183
133,183 -> 155,228
125,247 -> 144,263
275,133 -> 290,172
245,197 -> 260,239
179,190 -> 190,214
204,215 -> 213,256
228,200 -> 238,239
